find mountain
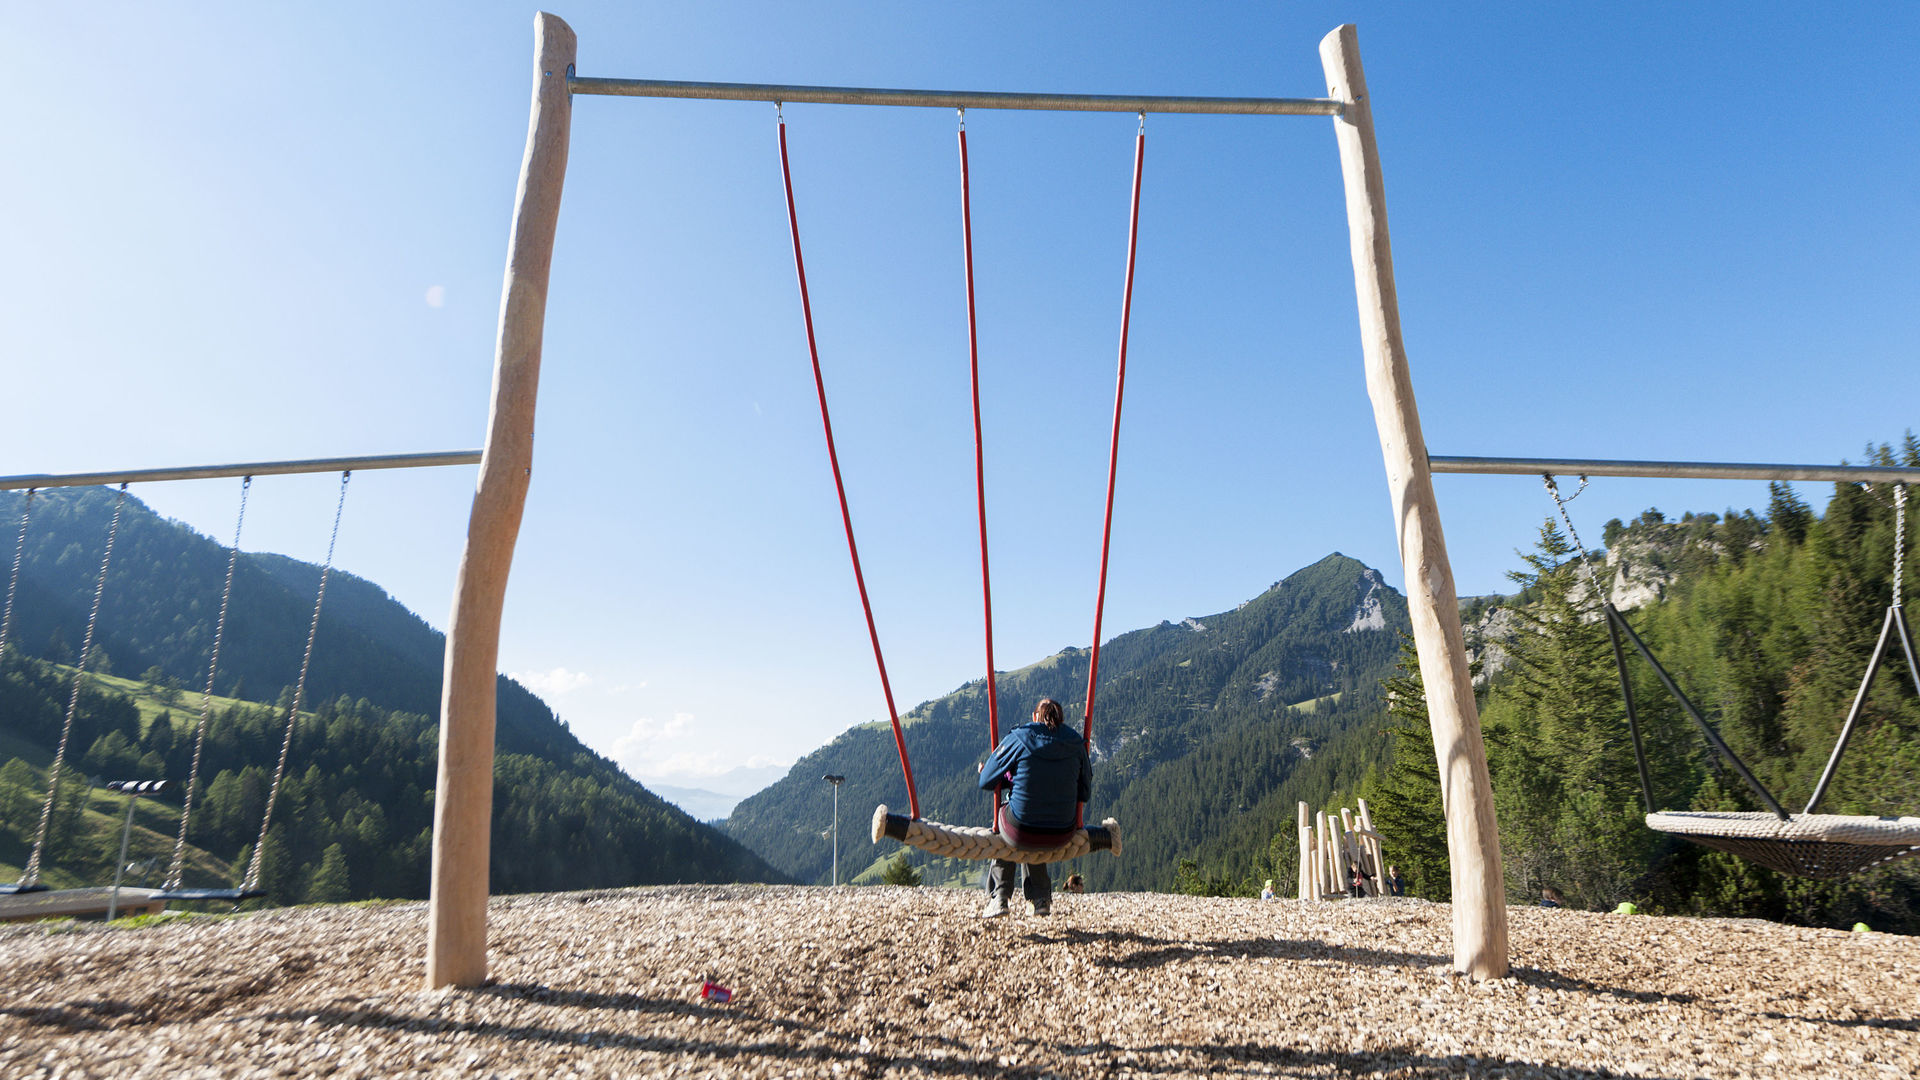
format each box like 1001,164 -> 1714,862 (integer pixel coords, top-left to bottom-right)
0,486 -> 788,897
724,554 -> 1411,891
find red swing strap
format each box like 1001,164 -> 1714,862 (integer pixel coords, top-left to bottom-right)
779,117 -> 920,819
960,116 -> 1005,828
959,120 -> 1001,749
1084,120 -> 1146,747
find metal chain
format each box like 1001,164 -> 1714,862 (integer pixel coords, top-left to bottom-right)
22,484 -> 128,888
1542,473 -> 1609,608
1895,484 -> 1907,609
0,488 -> 35,656
244,471 -> 349,892
165,476 -> 251,891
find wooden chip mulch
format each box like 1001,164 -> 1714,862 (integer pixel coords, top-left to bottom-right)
2,886 -> 1916,1078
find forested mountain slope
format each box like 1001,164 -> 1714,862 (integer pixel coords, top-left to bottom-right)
0,486 -> 786,900
726,553 -> 1411,891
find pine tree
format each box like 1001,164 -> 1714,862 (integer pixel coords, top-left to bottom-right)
1485,518 -> 1652,909
306,843 -> 351,903
0,758 -> 36,832
1365,637 -> 1452,901
253,824 -> 294,903
1768,483 -> 1812,545
879,851 -> 921,887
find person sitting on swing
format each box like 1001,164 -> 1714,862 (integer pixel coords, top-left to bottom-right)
977,698 -> 1092,918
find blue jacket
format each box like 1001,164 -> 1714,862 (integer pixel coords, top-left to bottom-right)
977,722 -> 1092,831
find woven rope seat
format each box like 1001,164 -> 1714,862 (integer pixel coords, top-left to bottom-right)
872,805 -> 1120,865
1647,811 -> 1920,880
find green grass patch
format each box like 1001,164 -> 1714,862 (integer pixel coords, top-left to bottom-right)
1288,691 -> 1344,715
84,671 -> 260,736
0,753 -> 235,891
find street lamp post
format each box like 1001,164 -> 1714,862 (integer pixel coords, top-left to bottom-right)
105,780 -> 167,920
822,775 -> 845,886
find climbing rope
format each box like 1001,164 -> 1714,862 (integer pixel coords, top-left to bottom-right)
20,484 -> 129,889
164,476 -> 251,891
1083,115 -> 1146,745
0,488 -> 34,657
778,113 -> 920,819
243,471 -> 348,891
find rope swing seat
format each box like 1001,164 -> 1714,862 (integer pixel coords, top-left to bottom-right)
779,111 -> 1141,863
1545,475 -> 1920,881
872,805 -> 1120,865
1642,811 -> 1920,879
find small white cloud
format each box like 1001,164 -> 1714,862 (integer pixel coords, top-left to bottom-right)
425,285 -> 446,308
511,666 -> 591,697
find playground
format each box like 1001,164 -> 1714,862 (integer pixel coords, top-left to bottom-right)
2,887 -> 1915,1078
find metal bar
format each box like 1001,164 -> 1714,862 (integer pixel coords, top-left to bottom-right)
1430,455 -> 1920,484
1805,605 -> 1898,813
1895,607 -> 1920,698
107,794 -> 138,922
0,450 -> 482,492
568,76 -> 1344,116
1610,607 -> 1791,821
1604,606 -> 1656,815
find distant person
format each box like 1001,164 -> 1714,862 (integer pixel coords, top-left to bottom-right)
1384,864 -> 1405,897
1349,863 -> 1372,898
1540,886 -> 1564,909
977,698 -> 1092,918
1260,879 -> 1276,901
1065,874 -> 1085,895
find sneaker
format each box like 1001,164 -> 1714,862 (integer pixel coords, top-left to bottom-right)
1031,901 -> 1051,917
981,896 -> 1009,918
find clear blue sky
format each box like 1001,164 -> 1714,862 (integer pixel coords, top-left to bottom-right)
5,2 -> 1916,805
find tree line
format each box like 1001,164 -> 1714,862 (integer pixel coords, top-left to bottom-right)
1364,437 -> 1920,931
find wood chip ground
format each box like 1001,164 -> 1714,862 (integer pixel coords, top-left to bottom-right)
2,886 -> 1915,1078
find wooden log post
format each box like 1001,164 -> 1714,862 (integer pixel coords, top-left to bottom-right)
1319,24 -> 1508,977
1297,802 -> 1312,900
1340,807 -> 1363,893
426,11 -> 576,990
1356,797 -> 1385,882
1322,824 -> 1335,896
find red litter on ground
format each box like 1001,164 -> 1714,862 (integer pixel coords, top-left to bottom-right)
700,981 -> 733,1003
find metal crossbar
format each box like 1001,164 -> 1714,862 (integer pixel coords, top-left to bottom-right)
1431,455 -> 1920,484
0,451 -> 481,492
568,76 -> 1344,116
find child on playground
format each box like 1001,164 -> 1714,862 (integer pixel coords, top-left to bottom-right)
977,698 -> 1092,918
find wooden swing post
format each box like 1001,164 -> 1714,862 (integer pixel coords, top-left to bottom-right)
428,11 -> 576,990
1319,24 -> 1509,977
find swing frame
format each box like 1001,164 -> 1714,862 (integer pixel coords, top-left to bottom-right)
0,453 -> 477,910
439,15 -> 1512,986
1529,473 -> 1920,881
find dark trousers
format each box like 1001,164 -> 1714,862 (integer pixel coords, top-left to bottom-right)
984,805 -> 1067,906
985,859 -> 1051,906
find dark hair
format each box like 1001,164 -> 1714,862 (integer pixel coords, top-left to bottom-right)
1034,698 -> 1064,728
